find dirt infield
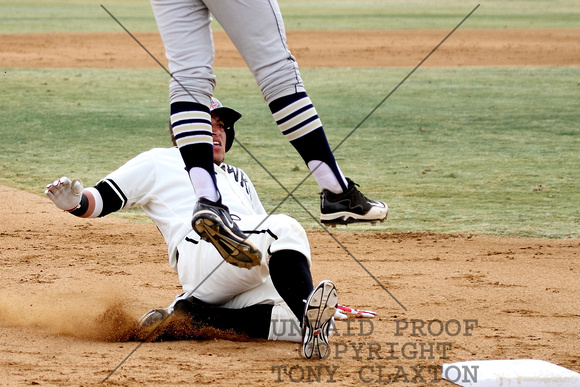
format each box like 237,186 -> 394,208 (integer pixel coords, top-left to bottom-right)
2,28 -> 579,68
1,29 -> 579,385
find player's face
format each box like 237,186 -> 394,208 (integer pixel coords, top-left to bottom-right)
211,113 -> 227,164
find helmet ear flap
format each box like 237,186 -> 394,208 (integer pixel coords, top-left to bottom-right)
225,126 -> 235,152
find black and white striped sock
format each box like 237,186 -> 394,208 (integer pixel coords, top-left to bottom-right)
170,101 -> 219,202
269,92 -> 347,193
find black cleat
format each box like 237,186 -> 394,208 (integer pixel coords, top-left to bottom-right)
320,178 -> 388,225
192,198 -> 261,269
302,280 -> 338,359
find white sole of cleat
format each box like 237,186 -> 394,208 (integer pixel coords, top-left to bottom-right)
302,281 -> 338,359
321,207 -> 388,226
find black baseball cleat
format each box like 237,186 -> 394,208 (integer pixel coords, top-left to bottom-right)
320,178 -> 388,225
192,198 -> 262,269
302,280 -> 338,359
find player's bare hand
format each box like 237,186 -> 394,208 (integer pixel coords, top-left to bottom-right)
45,177 -> 83,212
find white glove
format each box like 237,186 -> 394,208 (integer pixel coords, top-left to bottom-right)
45,177 -> 84,212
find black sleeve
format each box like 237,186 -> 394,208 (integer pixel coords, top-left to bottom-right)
94,179 -> 128,217
70,194 -> 89,217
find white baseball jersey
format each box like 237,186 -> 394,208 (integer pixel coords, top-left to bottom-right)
101,147 -> 265,267
93,147 -> 311,321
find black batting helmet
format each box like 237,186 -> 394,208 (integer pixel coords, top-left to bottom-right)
210,97 -> 241,152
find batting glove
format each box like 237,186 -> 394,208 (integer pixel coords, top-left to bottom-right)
335,304 -> 377,320
45,177 -> 84,212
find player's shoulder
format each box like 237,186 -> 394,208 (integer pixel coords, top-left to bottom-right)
135,147 -> 180,160
123,147 -> 181,170
145,147 -> 179,156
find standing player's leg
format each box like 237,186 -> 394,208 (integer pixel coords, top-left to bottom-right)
150,0 -> 217,201
150,0 -> 260,264
207,0 -> 388,225
206,0 -> 347,193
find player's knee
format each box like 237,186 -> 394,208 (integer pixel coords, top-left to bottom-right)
258,64 -> 306,103
267,214 -> 311,263
275,214 -> 306,236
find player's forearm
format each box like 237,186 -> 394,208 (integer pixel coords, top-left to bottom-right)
46,177 -> 125,218
45,176 -> 106,218
69,187 -> 103,218
70,179 -> 126,218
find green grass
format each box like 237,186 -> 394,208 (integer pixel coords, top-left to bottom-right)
280,0 -> 580,30
0,0 -> 158,33
1,0 -> 579,33
1,67 -> 578,238
0,69 -> 171,185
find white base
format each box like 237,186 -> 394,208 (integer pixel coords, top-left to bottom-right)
442,359 -> 580,387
